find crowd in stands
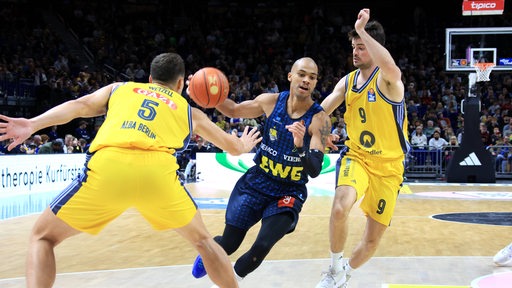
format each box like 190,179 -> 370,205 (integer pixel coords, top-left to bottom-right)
2,1 -> 512,173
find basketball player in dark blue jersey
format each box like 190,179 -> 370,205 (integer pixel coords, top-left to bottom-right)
190,57 -> 332,286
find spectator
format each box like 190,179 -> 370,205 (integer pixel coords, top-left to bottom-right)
480,122 -> 492,146
75,120 -> 91,142
491,136 -> 512,172
491,127 -> 503,145
71,137 -> 83,153
184,137 -> 210,180
502,116 -> 512,138
331,121 -> 347,145
428,130 -> 448,166
423,120 -> 437,139
32,134 -> 43,152
2,138 -> 25,154
411,126 -> 428,165
63,134 -> 74,153
242,117 -> 258,128
229,116 -> 244,130
215,114 -> 228,131
444,135 -> 459,167
38,138 -> 65,154
78,138 -> 89,152
48,125 -> 59,141
40,134 -> 49,147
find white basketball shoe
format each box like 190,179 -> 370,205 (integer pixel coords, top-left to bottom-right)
315,264 -> 351,288
493,242 -> 512,267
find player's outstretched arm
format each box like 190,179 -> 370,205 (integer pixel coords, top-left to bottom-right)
215,93 -> 276,119
192,107 -> 261,155
0,84 -> 114,151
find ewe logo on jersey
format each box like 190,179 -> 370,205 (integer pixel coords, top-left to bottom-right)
259,155 -> 303,181
214,153 -> 336,175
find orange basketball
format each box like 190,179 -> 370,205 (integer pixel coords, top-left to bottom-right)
188,67 -> 229,108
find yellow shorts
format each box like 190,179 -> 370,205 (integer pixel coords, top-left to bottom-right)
50,147 -> 197,234
336,151 -> 404,226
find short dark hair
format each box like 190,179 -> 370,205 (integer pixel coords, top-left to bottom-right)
150,53 -> 185,84
348,20 -> 385,46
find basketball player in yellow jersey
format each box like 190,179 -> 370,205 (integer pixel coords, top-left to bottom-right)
315,9 -> 409,288
0,53 -> 261,288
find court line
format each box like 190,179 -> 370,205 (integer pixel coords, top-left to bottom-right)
0,256 -> 494,282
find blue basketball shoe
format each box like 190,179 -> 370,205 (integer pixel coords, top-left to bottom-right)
191,254 -> 207,278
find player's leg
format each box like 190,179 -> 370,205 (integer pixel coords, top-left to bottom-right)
191,224 -> 247,279
26,207 -> 81,288
314,185 -> 357,288
316,156 -> 367,288
175,211 -> 239,288
233,212 -> 294,277
215,224 -> 247,254
348,217 -> 387,268
329,185 -> 358,256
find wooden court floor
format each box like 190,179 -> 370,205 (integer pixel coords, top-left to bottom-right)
0,181 -> 511,287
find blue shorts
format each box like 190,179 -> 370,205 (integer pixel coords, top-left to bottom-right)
225,166 -> 307,232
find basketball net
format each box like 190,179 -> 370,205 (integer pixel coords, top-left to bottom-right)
473,62 -> 495,82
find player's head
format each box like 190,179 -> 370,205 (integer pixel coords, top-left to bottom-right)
288,57 -> 319,98
149,53 -> 186,92
348,20 -> 385,46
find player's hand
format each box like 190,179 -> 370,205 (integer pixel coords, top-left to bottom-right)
355,8 -> 370,33
326,134 -> 340,151
0,114 -> 33,151
285,120 -> 306,148
237,126 -> 262,153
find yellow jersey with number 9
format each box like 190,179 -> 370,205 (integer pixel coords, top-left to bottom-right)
89,82 -> 192,156
343,68 -> 409,160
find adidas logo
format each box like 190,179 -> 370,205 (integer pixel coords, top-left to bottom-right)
459,152 -> 482,166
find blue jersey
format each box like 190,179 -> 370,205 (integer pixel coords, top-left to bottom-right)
225,91 -> 324,231
253,91 -> 323,185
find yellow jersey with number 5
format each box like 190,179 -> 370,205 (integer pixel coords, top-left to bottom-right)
89,82 -> 192,155
343,68 -> 409,160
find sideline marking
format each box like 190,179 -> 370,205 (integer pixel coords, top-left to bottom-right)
382,285 -> 468,288
415,191 -> 512,200
400,184 -> 413,194
405,182 -> 512,187
470,271 -> 512,288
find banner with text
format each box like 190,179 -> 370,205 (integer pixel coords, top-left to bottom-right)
0,154 -> 86,198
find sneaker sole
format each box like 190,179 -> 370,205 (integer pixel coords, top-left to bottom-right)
494,258 -> 512,267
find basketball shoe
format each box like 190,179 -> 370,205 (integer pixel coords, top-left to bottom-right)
493,242 -> 512,267
191,254 -> 207,278
315,264 -> 351,288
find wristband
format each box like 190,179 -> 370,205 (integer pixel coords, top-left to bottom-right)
296,146 -> 306,157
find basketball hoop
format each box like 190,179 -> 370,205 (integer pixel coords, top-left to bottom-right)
473,62 -> 495,82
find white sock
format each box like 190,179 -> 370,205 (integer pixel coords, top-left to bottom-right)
330,251 -> 344,272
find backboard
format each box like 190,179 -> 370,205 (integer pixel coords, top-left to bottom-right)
445,27 -> 512,72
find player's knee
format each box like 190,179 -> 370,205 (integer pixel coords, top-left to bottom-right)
193,237 -> 215,255
250,239 -> 273,259
331,202 -> 350,221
